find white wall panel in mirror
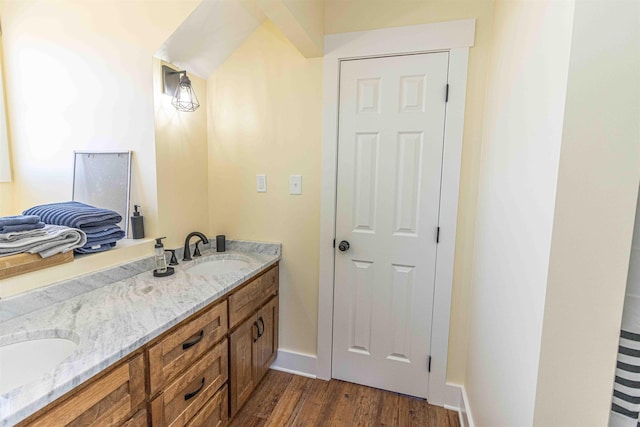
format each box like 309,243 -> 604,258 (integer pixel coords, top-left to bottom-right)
72,151 -> 131,234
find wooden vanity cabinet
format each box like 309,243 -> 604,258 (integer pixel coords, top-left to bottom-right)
16,263 -> 279,427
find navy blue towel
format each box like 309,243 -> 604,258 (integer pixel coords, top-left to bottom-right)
24,201 -> 122,229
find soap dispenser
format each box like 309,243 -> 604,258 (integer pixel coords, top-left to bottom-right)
153,237 -> 174,277
131,205 -> 145,239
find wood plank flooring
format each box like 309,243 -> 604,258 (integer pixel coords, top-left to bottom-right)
230,370 -> 460,427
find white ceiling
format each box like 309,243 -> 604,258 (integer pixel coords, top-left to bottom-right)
155,0 -> 266,79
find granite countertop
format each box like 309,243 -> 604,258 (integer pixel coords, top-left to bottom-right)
0,240 -> 281,426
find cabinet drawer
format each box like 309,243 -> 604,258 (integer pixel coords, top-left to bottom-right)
228,266 -> 278,328
185,384 -> 228,427
151,339 -> 228,427
27,354 -> 145,427
122,408 -> 147,427
148,299 -> 227,395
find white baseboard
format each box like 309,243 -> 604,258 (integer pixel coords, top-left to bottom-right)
444,383 -> 462,410
444,383 -> 474,427
270,349 -> 317,379
460,385 -> 474,427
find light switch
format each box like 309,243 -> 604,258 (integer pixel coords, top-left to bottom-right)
256,175 -> 267,193
290,175 -> 302,195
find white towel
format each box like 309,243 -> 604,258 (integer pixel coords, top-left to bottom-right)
0,225 -> 87,258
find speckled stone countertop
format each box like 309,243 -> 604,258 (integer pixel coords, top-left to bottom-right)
0,240 -> 281,426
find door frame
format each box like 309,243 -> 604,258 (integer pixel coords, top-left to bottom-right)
317,19 -> 475,407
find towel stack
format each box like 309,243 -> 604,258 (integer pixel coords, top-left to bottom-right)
0,216 -> 86,258
24,201 -> 125,254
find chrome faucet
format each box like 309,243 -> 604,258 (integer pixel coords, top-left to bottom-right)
183,231 -> 209,261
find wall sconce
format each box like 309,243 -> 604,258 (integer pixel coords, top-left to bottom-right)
162,65 -> 200,112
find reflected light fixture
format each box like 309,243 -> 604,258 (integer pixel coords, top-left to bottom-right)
162,65 -> 200,112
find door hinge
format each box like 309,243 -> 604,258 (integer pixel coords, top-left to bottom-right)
436,227 -> 440,244
428,355 -> 432,372
333,238 -> 336,248
445,84 -> 449,102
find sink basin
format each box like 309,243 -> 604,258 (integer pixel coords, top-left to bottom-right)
187,258 -> 250,275
0,338 -> 77,395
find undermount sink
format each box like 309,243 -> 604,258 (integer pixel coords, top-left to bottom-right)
187,258 -> 251,275
0,337 -> 78,395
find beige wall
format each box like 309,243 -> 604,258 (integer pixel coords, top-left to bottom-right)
0,32 -> 14,214
207,2 -> 494,375
533,1 -> 640,425
207,21 -> 323,356
153,59 -> 210,249
0,184 -> 10,215
0,0 -> 201,295
325,0 -> 494,384
464,1 -> 575,425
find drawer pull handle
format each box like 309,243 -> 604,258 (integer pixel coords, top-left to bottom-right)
182,330 -> 204,350
253,321 -> 260,343
184,378 -> 205,401
258,316 -> 265,338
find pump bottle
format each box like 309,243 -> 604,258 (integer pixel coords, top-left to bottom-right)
153,237 -> 174,277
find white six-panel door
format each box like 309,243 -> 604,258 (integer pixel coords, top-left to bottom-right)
331,52 -> 449,398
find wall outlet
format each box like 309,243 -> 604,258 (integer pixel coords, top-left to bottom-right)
290,175 -> 302,195
256,174 -> 267,193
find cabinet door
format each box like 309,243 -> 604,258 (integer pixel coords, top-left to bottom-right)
256,296 -> 279,382
229,314 -> 259,416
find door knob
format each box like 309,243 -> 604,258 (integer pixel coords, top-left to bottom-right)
338,240 -> 350,252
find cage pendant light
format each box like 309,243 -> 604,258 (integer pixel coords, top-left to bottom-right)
171,74 -> 200,112
162,65 -> 200,113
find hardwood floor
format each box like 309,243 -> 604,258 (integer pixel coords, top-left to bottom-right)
230,370 -> 460,427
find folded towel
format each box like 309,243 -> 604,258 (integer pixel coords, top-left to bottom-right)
84,225 -> 125,244
0,225 -> 87,258
0,221 -> 45,234
0,215 -> 40,226
23,201 -> 122,229
75,242 -> 117,254
0,228 -> 48,242
71,224 -> 125,255
0,215 -> 42,232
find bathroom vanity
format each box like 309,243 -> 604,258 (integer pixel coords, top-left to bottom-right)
0,241 -> 280,427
